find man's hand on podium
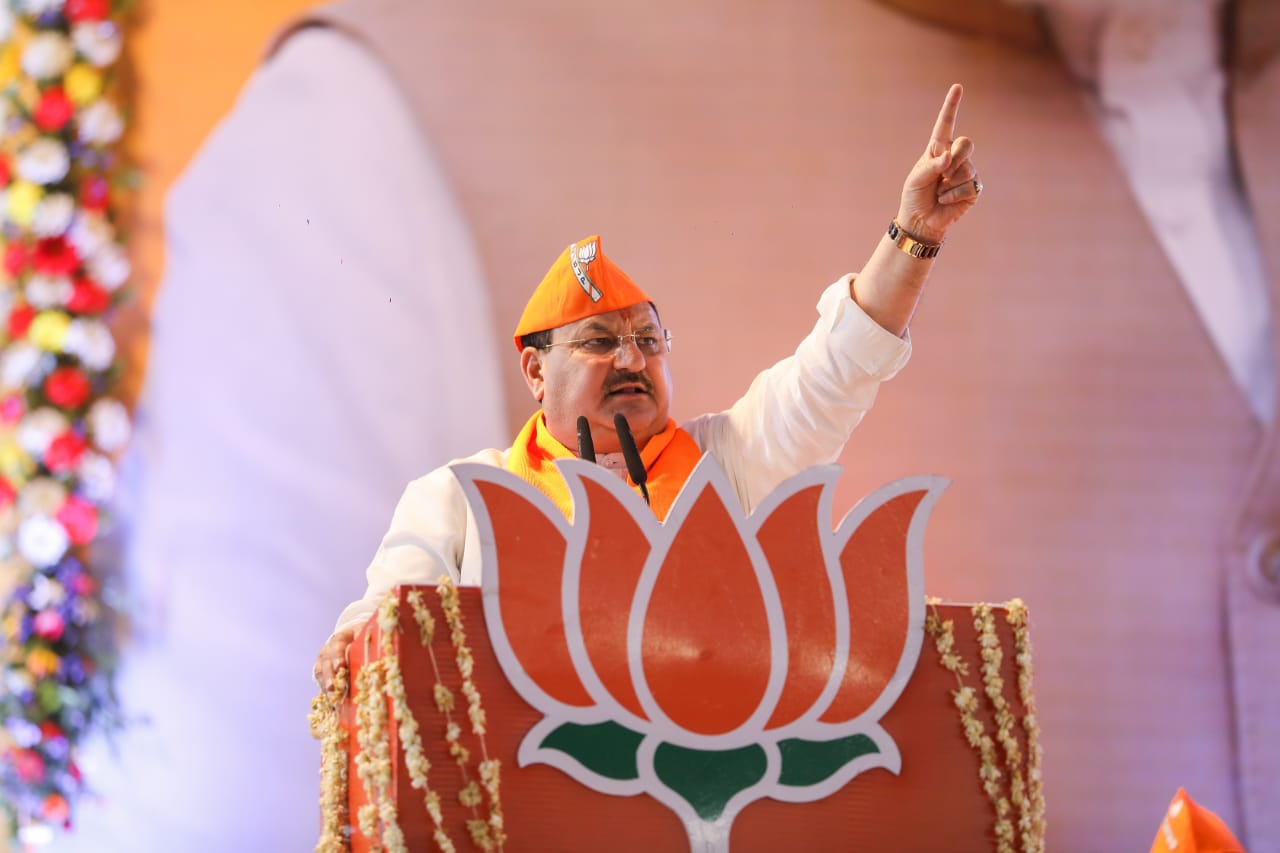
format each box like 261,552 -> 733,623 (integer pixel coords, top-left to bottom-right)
314,626 -> 355,697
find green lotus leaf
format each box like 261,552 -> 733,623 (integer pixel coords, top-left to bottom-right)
540,720 -> 645,781
777,733 -> 879,788
652,742 -> 768,822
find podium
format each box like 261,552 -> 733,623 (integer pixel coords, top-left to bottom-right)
314,459 -> 1046,852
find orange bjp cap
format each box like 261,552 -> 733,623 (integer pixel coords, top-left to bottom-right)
512,235 -> 654,351
1149,788 -> 1246,853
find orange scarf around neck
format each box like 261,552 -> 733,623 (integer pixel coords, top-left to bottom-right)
506,411 -> 702,522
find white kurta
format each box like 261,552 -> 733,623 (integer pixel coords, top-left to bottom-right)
336,275 -> 911,632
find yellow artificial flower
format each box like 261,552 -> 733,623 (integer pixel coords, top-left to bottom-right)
0,45 -> 18,87
26,646 -> 61,678
0,439 -> 35,483
28,310 -> 70,352
5,180 -> 43,228
63,63 -> 103,106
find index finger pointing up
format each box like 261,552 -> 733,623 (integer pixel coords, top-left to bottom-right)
929,83 -> 964,157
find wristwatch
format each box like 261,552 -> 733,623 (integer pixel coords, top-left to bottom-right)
888,219 -> 942,259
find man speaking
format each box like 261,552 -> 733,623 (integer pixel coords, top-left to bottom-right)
314,84 -> 983,693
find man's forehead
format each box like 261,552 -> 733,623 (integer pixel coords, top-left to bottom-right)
562,303 -> 659,333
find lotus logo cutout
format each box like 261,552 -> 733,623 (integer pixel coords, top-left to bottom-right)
454,457 -> 945,852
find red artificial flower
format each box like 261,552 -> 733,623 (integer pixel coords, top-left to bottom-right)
41,793 -> 70,824
39,721 -> 65,742
0,479 -> 15,508
44,367 -> 92,409
7,304 -> 35,340
56,495 -> 98,545
67,277 -> 110,314
4,242 -> 29,277
80,176 -> 111,212
65,0 -> 109,23
33,609 -> 66,642
33,88 -> 75,133
44,431 -> 87,473
0,394 -> 24,425
32,237 -> 80,277
0,155 -> 10,187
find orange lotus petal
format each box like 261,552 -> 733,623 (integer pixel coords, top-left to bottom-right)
757,484 -> 837,730
577,477 -> 651,719
477,479 -> 593,707
642,488 -> 772,735
819,490 -> 926,724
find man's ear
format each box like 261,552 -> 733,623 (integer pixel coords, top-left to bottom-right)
520,347 -> 546,402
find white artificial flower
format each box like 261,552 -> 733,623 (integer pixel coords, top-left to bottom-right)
0,290 -> 14,320
77,100 -> 123,145
72,21 -> 122,68
16,138 -> 71,186
16,408 -> 69,457
17,515 -> 68,567
88,398 -> 129,452
76,452 -> 115,502
0,343 -> 43,390
25,274 -> 74,310
68,210 -> 114,259
19,0 -> 66,15
20,32 -> 74,81
31,192 -> 76,237
25,574 -> 66,617
0,7 -> 15,45
87,241 -> 129,290
17,477 -> 67,518
63,318 -> 115,370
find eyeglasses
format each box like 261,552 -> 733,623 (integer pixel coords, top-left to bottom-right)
541,329 -> 673,358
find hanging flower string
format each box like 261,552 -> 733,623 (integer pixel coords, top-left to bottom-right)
1005,598 -> 1047,849
0,0 -> 130,841
436,578 -> 505,851
309,665 -> 350,853
405,587 -> 456,852
924,598 -> 1046,853
352,641 -> 392,849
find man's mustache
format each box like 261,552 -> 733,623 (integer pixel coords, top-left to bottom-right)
604,371 -> 654,395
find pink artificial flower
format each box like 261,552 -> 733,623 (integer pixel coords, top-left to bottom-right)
0,394 -> 25,425
33,609 -> 66,641
56,495 -> 98,545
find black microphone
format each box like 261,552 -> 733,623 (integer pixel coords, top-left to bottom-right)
576,415 -> 596,463
613,413 -> 649,506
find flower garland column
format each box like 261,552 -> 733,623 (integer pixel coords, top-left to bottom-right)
0,0 -> 130,844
